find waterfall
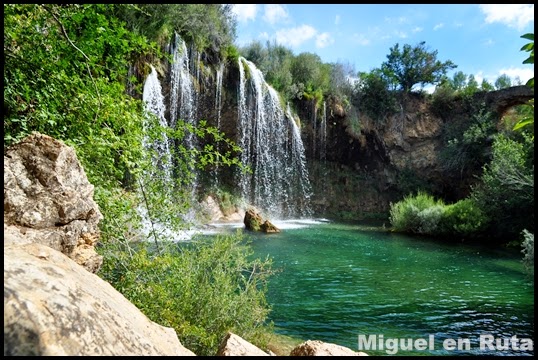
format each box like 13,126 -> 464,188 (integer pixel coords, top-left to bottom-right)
169,33 -> 199,203
319,101 -> 327,161
215,62 -> 224,129
212,62 -> 225,188
237,57 -> 312,218
312,102 -> 317,159
169,33 -> 196,133
286,103 -> 314,216
142,65 -> 172,182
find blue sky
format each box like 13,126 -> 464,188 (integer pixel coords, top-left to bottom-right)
230,4 -> 534,90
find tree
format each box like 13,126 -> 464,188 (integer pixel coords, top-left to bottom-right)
513,33 -> 534,133
452,71 -> 467,90
494,74 -> 512,90
481,79 -> 495,91
381,41 -> 457,92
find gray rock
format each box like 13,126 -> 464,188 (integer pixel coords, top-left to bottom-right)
216,332 -> 269,356
4,235 -> 196,356
4,133 -> 103,272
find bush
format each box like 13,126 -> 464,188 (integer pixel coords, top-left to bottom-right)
440,198 -> 488,238
390,193 -> 489,239
417,205 -> 445,235
430,84 -> 455,119
98,231 -> 274,356
389,191 -> 445,234
521,229 -> 534,276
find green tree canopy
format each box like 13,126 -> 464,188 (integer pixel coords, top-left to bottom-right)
494,74 -> 512,90
381,41 -> 457,92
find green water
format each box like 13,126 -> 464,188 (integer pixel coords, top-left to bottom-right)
236,220 -> 534,356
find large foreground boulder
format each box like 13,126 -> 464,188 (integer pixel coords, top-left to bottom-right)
290,340 -> 368,356
4,133 -> 103,273
4,233 -> 196,356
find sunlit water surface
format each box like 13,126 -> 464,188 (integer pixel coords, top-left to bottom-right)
201,219 -> 534,356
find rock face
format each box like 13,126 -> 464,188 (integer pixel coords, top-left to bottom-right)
4,133 -> 103,273
4,232 -> 196,356
244,208 -> 280,233
216,332 -> 270,356
290,340 -> 368,356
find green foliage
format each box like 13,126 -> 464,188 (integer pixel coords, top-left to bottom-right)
494,74 -> 512,90
223,43 -> 240,64
381,41 -> 457,92
328,61 -> 356,100
440,198 -> 488,237
5,7 -> 267,355
520,33 -> 534,88
451,71 -> 467,91
439,104 -> 496,176
115,4 -> 237,59
353,69 -> 398,123
520,229 -> 534,276
389,191 -> 445,234
98,231 -> 274,356
471,133 -> 534,239
480,79 -> 495,92
390,192 -> 489,239
513,32 -> 534,134
215,189 -> 242,216
430,83 -> 455,119
4,4 -> 153,187
394,167 -> 434,196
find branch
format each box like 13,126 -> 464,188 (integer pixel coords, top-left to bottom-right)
41,4 -> 102,119
137,177 -> 161,252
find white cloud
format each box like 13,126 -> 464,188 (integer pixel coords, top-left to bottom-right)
231,4 -> 257,23
479,4 -> 534,31
474,71 -> 485,84
385,16 -> 409,25
498,67 -> 534,84
433,23 -> 444,31
483,38 -> 494,46
275,25 -> 317,48
422,84 -> 436,94
394,30 -> 408,39
263,4 -> 288,25
258,32 -> 270,40
316,33 -> 334,48
335,15 -> 341,25
352,33 -> 370,46
412,26 -> 423,33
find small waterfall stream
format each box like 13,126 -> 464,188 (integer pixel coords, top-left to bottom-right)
210,62 -> 226,189
142,65 -> 172,182
319,101 -> 327,161
237,57 -> 312,218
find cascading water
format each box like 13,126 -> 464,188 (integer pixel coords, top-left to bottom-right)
286,103 -> 314,216
237,56 -> 312,219
211,62 -> 225,188
169,33 -> 199,219
319,101 -> 327,161
169,33 -> 196,138
142,65 -> 172,182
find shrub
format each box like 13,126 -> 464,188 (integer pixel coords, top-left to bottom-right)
521,229 -> 534,276
389,191 -> 445,234
98,231 -> 274,356
417,205 -> 445,235
440,198 -> 488,238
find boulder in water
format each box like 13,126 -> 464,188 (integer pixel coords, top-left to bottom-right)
244,209 -> 280,233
